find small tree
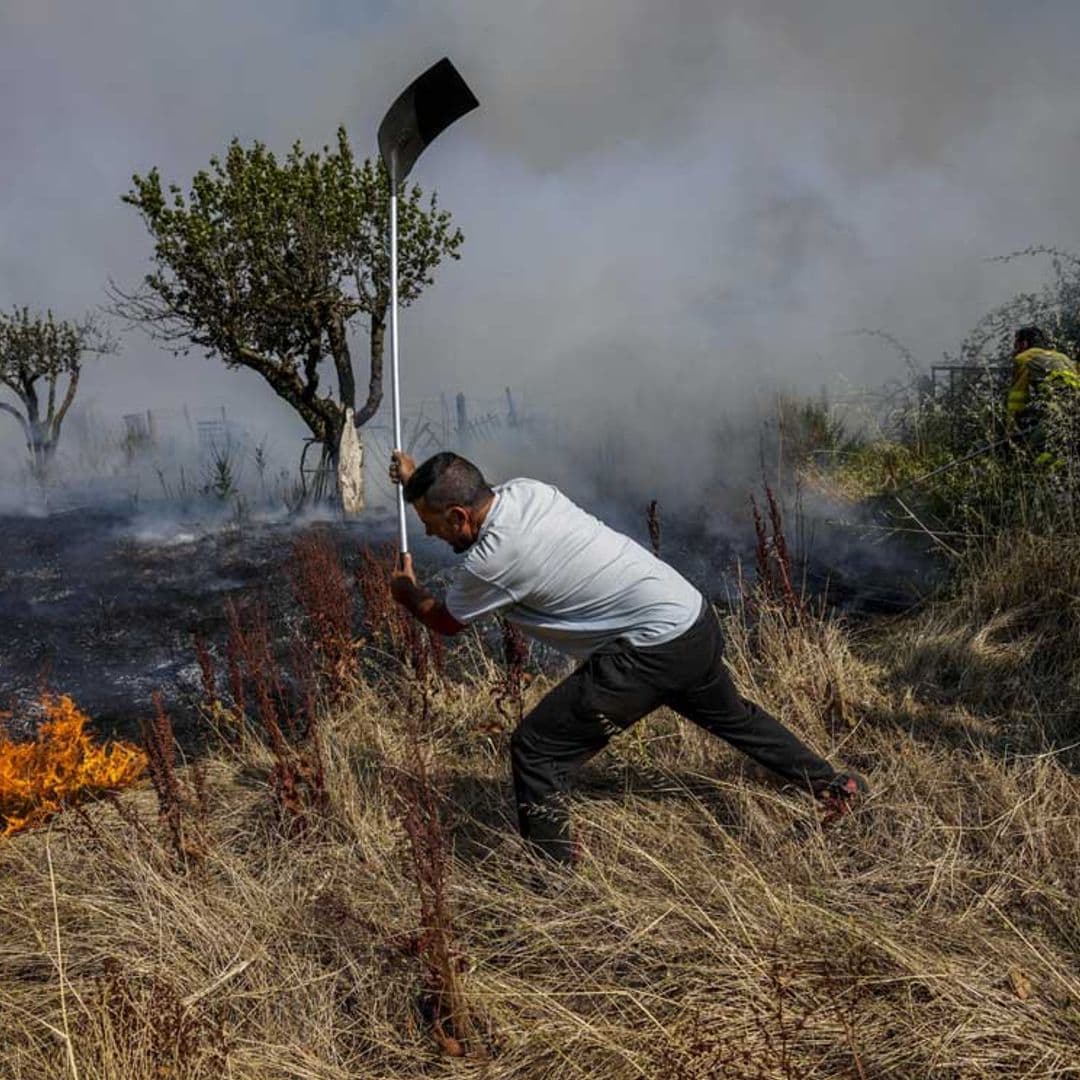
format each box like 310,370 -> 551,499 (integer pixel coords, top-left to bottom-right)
0,307 -> 111,476
114,126 -> 463,500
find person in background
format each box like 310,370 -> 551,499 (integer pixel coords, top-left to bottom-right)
1006,326 -> 1080,465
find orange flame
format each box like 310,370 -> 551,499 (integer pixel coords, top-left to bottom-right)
0,694 -> 147,836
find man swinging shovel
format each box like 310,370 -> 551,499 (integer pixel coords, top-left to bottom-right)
388,450 -> 869,866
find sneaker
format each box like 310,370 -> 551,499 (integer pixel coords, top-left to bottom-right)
815,772 -> 867,824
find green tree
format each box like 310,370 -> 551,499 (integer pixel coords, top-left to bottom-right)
114,127 -> 463,496
0,307 -> 111,476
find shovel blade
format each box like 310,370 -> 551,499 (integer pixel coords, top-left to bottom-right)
378,57 -> 479,184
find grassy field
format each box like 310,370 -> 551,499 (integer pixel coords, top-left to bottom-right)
2,517 -> 1078,1079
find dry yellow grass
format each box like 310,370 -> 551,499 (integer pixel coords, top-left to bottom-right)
2,544 -> 1079,1078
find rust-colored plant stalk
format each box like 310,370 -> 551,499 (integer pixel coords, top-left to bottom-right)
394,628 -> 484,1057
140,692 -> 186,862
355,545 -> 447,682
90,959 -> 232,1074
288,528 -> 357,703
355,544 -> 411,667
223,597 -> 327,830
493,618 -> 530,728
193,634 -> 218,710
750,486 -> 804,625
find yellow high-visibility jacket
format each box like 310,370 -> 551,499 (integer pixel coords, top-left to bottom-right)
1006,347 -> 1080,425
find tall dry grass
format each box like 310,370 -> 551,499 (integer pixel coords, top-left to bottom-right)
877,530 -> 1080,767
1,536 -> 1079,1078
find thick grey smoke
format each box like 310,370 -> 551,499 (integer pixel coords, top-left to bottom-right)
2,0 -> 1079,498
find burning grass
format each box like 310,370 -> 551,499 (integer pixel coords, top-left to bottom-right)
0,694 -> 146,836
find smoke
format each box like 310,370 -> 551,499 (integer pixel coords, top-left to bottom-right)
2,0 -> 1079,505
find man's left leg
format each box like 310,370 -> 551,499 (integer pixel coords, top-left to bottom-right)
510,649 -> 664,864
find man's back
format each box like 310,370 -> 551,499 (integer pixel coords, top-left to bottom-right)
1009,347 -> 1080,424
445,478 -> 702,658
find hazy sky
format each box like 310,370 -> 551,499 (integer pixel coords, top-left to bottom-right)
3,0 -> 1080,466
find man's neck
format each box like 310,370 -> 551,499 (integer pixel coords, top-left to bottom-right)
473,491 -> 497,529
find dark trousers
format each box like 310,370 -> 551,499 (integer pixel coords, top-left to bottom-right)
509,602 -> 837,862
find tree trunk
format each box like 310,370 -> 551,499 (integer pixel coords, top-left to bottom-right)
355,302 -> 386,426
328,312 -> 355,414
235,345 -> 336,446
28,420 -> 54,479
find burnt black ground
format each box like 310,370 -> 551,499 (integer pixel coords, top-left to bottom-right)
0,504 -> 402,745
0,498 -> 935,748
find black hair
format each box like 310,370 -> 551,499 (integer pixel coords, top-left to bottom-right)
403,452 -> 493,511
1014,325 -> 1049,351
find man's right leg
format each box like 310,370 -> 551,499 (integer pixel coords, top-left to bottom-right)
510,653 -> 662,864
665,608 -> 840,792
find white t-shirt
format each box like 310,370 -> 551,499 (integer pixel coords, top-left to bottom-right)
444,478 -> 703,658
